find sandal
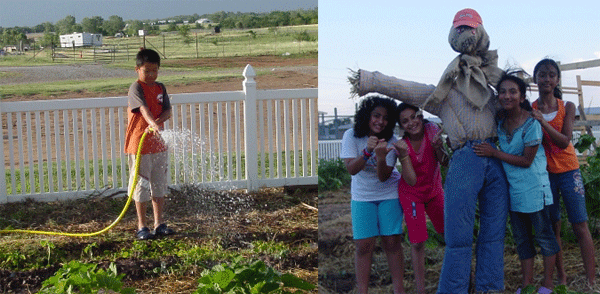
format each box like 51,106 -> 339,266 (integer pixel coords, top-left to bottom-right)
153,223 -> 175,236
136,227 -> 154,240
537,287 -> 553,294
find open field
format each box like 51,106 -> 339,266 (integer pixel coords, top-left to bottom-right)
4,25 -> 317,65
0,53 -> 317,100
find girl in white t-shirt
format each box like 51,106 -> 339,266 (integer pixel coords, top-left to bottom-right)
341,95 -> 416,294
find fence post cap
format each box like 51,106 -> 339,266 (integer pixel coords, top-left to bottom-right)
243,64 -> 256,79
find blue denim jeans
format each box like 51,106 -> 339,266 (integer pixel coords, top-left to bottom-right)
548,169 -> 588,224
437,140 -> 509,294
510,207 -> 560,260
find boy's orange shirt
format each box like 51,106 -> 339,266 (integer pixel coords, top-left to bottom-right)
124,80 -> 171,154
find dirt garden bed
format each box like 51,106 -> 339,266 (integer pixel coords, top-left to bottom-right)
0,186 -> 318,293
318,188 -> 600,294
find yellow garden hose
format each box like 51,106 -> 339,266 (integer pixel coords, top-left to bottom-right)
0,130 -> 152,237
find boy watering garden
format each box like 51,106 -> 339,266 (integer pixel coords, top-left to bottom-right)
125,48 -> 175,240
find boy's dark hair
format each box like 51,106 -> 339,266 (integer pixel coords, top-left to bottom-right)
353,95 -> 397,140
533,58 -> 562,99
136,48 -> 160,67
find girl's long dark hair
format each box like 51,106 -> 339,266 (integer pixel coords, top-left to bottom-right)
496,72 -> 532,111
396,103 -> 430,139
353,96 -> 397,140
495,71 -> 532,121
533,58 -> 562,99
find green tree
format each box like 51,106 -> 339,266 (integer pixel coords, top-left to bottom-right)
81,16 -> 104,34
0,29 -> 27,46
166,22 -> 177,32
126,20 -> 144,36
34,22 -> 55,34
103,15 -> 125,36
39,32 -> 59,48
178,24 -> 192,44
56,15 -> 77,34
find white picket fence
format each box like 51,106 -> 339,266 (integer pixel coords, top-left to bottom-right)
0,65 -> 318,203
318,140 -> 342,161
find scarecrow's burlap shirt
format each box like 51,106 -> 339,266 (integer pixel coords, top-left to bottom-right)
358,69 -> 502,150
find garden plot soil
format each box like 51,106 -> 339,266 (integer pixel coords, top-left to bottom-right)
318,188 -> 600,294
0,186 -> 318,293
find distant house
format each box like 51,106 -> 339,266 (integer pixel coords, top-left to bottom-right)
2,44 -> 30,53
59,32 -> 102,48
196,18 -> 212,24
2,45 -> 18,53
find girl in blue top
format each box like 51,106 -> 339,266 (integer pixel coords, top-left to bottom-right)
473,73 -> 559,294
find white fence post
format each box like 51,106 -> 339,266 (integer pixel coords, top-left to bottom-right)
0,100 -> 6,203
243,64 -> 259,191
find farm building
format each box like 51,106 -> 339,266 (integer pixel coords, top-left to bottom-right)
59,32 -> 102,48
196,18 -> 212,24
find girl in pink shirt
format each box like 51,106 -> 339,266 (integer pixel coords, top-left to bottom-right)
394,103 -> 447,294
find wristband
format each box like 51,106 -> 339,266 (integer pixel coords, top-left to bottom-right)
363,148 -> 372,159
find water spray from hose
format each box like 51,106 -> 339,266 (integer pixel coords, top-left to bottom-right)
0,129 -> 155,237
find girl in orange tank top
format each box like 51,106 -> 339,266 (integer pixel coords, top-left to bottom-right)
531,58 -> 595,288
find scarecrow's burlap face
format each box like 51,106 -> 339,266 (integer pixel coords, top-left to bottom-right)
448,25 -> 490,55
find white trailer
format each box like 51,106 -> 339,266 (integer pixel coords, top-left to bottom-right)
59,33 -> 103,48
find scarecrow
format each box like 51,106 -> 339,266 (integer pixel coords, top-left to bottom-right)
349,8 -> 509,294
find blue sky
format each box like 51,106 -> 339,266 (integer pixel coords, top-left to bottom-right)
319,0 -> 600,117
0,0 -> 317,28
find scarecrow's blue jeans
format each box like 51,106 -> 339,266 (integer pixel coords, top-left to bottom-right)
437,140 -> 509,294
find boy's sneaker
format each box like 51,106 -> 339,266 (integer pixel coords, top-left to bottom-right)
153,223 -> 175,236
136,227 -> 154,240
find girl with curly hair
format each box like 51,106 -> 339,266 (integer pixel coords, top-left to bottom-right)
341,95 -> 416,294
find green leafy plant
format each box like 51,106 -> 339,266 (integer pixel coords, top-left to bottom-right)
40,240 -> 56,267
39,260 -> 135,294
194,257 -> 315,293
318,158 -> 350,191
0,251 -> 27,269
552,284 -> 588,294
574,134 -> 600,232
82,242 -> 98,260
519,285 -> 536,294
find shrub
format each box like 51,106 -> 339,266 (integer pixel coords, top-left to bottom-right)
318,158 -> 350,191
194,257 -> 315,293
39,260 -> 135,294
575,134 -> 600,232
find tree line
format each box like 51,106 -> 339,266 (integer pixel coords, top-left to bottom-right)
0,8 -> 317,49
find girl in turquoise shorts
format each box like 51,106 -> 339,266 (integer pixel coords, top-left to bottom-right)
341,95 -> 416,294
